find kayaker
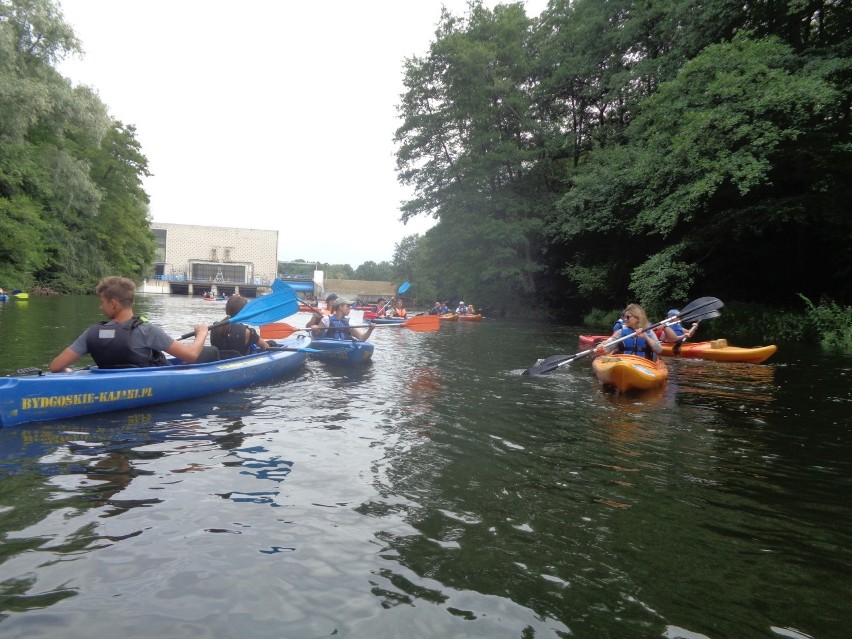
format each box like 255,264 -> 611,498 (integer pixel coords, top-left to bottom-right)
455,301 -> 468,315
389,298 -> 408,319
428,302 -> 442,315
312,297 -> 375,341
439,301 -> 450,314
375,297 -> 388,317
597,303 -> 662,361
49,276 -> 215,372
661,309 -> 700,344
306,293 -> 337,333
210,295 -> 271,356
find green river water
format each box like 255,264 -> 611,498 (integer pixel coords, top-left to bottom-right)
0,294 -> 849,638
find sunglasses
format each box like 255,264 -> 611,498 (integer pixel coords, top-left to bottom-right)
623,314 -> 635,320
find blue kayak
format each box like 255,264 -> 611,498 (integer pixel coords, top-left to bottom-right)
0,336 -> 310,427
308,338 -> 374,365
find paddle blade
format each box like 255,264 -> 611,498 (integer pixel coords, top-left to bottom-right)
398,281 -> 411,295
231,289 -> 300,326
522,350 -> 593,376
402,315 -> 439,332
678,296 -> 723,319
260,323 -> 301,339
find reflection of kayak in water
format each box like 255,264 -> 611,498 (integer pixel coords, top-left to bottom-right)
580,335 -> 777,364
592,354 -> 668,393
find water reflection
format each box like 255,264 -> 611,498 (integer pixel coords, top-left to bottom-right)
2,298 -> 851,638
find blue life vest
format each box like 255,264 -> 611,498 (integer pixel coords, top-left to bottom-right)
613,319 -> 624,332
85,317 -> 168,368
668,321 -> 685,338
615,328 -> 657,361
324,316 -> 351,340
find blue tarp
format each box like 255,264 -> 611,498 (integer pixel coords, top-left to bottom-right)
281,281 -> 314,293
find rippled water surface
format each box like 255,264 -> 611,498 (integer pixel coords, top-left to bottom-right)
1,295 -> 850,638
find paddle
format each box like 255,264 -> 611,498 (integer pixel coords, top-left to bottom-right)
522,297 -> 724,376
260,313 -> 439,339
179,288 -> 300,339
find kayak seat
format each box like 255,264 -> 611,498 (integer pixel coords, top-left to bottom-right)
218,350 -> 243,360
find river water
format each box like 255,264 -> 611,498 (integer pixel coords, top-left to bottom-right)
0,295 -> 849,639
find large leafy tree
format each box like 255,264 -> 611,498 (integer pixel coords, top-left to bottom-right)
395,1 -> 547,312
0,0 -> 155,292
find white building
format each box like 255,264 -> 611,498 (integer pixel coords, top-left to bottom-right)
143,222 -> 278,297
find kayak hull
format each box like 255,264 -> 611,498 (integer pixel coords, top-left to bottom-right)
309,338 -> 374,365
580,335 -> 777,364
371,317 -> 406,325
0,337 -> 310,427
439,313 -> 458,321
660,339 -> 776,363
458,314 -> 482,322
592,354 -> 668,393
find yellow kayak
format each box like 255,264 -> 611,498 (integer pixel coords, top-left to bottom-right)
592,354 -> 668,393
660,339 -> 777,364
439,313 -> 458,321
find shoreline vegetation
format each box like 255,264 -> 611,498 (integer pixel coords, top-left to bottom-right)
2,0 -> 848,345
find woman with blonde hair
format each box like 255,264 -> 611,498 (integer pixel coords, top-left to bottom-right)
599,303 -> 662,361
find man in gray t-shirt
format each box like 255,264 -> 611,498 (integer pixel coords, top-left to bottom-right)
50,276 -> 210,372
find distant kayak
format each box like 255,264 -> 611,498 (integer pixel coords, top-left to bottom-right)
592,354 -> 668,393
439,313 -> 458,321
458,314 -> 482,322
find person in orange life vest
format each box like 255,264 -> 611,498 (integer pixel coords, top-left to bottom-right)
312,297 -> 375,341
306,293 -> 337,333
210,295 -> 271,356
49,276 -> 212,372
374,297 -> 388,317
389,298 -> 407,319
596,303 -> 662,361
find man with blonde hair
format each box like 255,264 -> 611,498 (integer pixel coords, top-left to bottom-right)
50,276 -> 214,372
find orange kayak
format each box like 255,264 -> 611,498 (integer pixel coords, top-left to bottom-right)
440,313 -> 458,321
458,314 -> 482,322
660,339 -> 777,364
592,354 -> 668,393
580,335 -> 777,364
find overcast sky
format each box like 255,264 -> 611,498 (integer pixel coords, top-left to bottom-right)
56,0 -> 547,268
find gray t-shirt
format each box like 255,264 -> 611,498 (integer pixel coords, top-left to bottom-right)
70,320 -> 175,356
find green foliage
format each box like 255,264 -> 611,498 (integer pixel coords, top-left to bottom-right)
582,308 -> 621,330
707,301 -> 808,343
0,0 -> 155,293
395,0 -> 850,331
353,260 -> 395,281
799,295 -> 852,349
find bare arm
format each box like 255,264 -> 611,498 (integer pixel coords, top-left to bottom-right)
49,347 -> 83,373
164,325 -> 209,362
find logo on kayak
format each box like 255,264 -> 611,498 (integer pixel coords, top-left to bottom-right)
20,387 -> 154,410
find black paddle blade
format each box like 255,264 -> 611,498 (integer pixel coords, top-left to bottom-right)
522,351 -> 590,376
678,296 -> 723,319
